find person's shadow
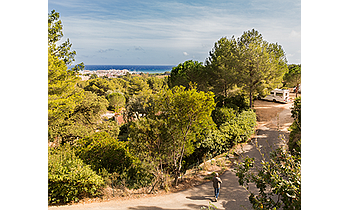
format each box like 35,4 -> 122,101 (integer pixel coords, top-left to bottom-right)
186,195 -> 215,202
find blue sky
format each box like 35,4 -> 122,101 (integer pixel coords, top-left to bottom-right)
48,0 -> 300,65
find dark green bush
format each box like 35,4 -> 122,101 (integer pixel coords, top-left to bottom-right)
48,144 -> 104,204
288,97 -> 301,155
75,132 -> 132,174
184,109 -> 256,169
211,107 -> 237,128
215,94 -> 250,111
75,132 -> 153,189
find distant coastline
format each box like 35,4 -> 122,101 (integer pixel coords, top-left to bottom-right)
82,65 -> 175,74
78,65 -> 174,80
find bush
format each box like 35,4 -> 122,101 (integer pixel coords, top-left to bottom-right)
288,97 -> 301,155
220,109 -> 257,144
184,109 -> 256,169
215,94 -> 250,111
200,129 -> 231,157
75,132 -> 132,174
211,107 -> 237,128
236,148 -> 301,209
48,144 -> 104,204
75,132 -> 153,189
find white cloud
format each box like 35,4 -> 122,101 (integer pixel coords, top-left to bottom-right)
290,30 -> 301,38
54,0 -> 300,64
98,48 -> 115,53
134,46 -> 144,51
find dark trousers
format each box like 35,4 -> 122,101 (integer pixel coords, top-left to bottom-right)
214,188 -> 220,199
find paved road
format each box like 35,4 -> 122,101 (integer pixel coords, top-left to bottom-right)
49,101 -> 292,210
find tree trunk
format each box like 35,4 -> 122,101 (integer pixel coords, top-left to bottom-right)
174,171 -> 179,186
249,91 -> 253,109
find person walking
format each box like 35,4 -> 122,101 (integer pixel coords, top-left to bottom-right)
212,172 -> 222,202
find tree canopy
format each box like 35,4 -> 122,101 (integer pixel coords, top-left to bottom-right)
129,85 -> 216,185
284,64 -> 301,96
205,37 -> 237,98
168,60 -> 207,91
205,29 -> 288,108
48,10 -> 83,70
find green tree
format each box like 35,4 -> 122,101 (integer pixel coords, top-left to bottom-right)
84,78 -> 115,96
70,91 -> 108,125
109,77 -> 129,94
48,51 -> 84,142
48,10 -> 88,142
129,85 -> 216,186
168,60 -> 207,91
205,38 -> 237,97
157,86 -> 216,185
147,77 -> 168,94
284,64 -> 301,97
127,76 -> 151,97
236,148 -> 301,210
235,29 -> 287,108
235,29 -> 288,108
106,91 -> 126,111
48,144 -> 104,204
89,73 -> 98,80
128,117 -> 168,189
211,107 -> 237,128
51,91 -> 111,143
48,10 -> 84,70
205,29 -> 288,108
124,90 -> 155,122
124,76 -> 154,122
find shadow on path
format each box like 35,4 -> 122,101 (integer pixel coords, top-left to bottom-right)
128,203 -> 206,210
186,195 -> 215,202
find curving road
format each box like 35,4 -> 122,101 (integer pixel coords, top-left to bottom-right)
49,100 -> 293,210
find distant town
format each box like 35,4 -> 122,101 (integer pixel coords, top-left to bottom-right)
78,69 -> 170,80
78,69 -> 130,80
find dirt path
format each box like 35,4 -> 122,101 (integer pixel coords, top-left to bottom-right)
49,100 -> 293,210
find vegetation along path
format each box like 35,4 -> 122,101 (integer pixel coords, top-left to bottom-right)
49,100 -> 294,210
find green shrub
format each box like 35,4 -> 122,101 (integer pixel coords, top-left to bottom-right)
184,109 -> 256,169
211,107 -> 237,128
220,109 -> 256,144
215,94 -> 250,111
75,132 -> 153,189
236,148 -> 301,209
288,97 -> 301,155
48,144 -> 104,204
75,132 -> 133,174
199,129 -> 230,156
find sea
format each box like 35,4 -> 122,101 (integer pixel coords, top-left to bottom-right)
83,65 -> 175,74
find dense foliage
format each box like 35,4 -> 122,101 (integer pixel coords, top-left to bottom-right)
129,85 -> 216,186
288,97 -> 301,155
283,64 -> 301,96
236,148 -> 301,210
75,132 -> 153,189
75,132 -> 133,174
48,144 -> 104,204
168,60 -> 208,91
192,109 -> 256,160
